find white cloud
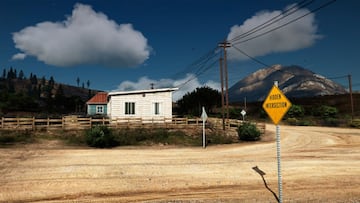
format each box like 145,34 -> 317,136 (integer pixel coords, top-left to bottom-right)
227,4 -> 321,61
12,3 -> 150,67
114,74 -> 220,101
11,53 -> 27,60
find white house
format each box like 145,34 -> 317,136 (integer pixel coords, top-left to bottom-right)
107,88 -> 178,121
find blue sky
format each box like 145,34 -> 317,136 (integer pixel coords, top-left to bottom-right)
1,0 -> 359,100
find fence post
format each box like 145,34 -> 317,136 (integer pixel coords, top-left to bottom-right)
32,117 -> 35,131
1,117 -> 3,129
47,118 -> 50,130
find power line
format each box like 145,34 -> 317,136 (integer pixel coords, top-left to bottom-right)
174,59 -> 219,89
232,0 -> 337,46
169,46 -> 220,80
232,45 -> 270,68
327,75 -> 348,80
228,0 -> 314,43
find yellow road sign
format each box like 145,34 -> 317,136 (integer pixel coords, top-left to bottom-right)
262,85 -> 292,125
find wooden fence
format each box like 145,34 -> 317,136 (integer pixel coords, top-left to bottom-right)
0,116 -> 265,133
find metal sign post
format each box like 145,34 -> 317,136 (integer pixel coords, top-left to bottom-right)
276,124 -> 282,203
201,106 -> 208,149
262,81 -> 291,203
241,109 -> 246,121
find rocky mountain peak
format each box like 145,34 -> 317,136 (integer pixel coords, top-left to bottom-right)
228,65 -> 347,102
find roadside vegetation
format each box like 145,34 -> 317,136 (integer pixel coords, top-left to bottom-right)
284,104 -> 354,127
237,122 -> 261,141
0,126 -> 236,147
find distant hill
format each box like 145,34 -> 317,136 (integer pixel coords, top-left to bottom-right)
228,65 -> 347,102
0,68 -> 99,116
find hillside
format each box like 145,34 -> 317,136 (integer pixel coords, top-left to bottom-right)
0,68 -> 98,116
228,65 -> 347,102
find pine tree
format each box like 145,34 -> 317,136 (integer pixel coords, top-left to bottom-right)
18,70 -> 24,80
7,67 -> 14,79
76,77 -> 80,87
41,76 -> 46,85
49,76 -> 55,88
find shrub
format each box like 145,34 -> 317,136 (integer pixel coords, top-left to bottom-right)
298,119 -> 314,126
85,125 -> 118,148
207,132 -> 233,145
349,119 -> 360,128
314,105 -> 338,118
237,122 -> 261,141
286,117 -> 314,126
322,118 -> 339,127
0,130 -> 34,145
286,117 -> 299,125
287,104 -> 305,118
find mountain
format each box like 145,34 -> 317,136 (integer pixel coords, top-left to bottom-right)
228,65 -> 347,102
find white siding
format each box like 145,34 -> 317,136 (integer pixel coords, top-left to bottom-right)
108,89 -> 175,121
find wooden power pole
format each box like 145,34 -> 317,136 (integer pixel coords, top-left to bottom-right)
218,41 -> 231,125
219,57 -> 225,130
348,74 -> 354,120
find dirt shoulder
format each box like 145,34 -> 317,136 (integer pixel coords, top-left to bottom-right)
0,124 -> 359,202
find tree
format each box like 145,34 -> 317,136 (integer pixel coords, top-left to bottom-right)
18,70 -> 24,80
30,74 -> 38,85
7,67 -> 15,79
76,77 -> 80,87
86,80 -> 90,88
41,76 -> 46,85
49,76 -> 55,88
176,86 -> 221,116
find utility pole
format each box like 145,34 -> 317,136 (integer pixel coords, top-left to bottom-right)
218,41 -> 231,126
219,57 -> 225,130
348,74 -> 354,120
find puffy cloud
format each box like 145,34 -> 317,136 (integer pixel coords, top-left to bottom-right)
114,74 -> 220,101
227,4 -> 321,61
11,53 -> 27,60
12,3 -> 150,67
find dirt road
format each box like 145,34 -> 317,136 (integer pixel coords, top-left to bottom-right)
0,124 -> 359,202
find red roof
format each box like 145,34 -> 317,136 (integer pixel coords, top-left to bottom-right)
86,92 -> 108,104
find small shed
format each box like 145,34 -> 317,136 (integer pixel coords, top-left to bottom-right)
107,88 -> 178,121
86,92 -> 108,116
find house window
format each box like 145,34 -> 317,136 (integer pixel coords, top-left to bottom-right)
154,102 -> 160,115
125,102 -> 135,115
96,106 -> 104,114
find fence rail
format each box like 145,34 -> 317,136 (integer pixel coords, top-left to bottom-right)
0,116 -> 265,133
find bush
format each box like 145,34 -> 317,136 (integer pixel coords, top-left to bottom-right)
85,125 -> 118,148
314,105 -> 338,118
286,117 -> 314,126
237,122 -> 261,141
0,130 -> 34,145
298,119 -> 314,126
322,118 -> 339,127
287,104 -> 305,118
286,117 -> 299,125
350,119 -> 360,128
